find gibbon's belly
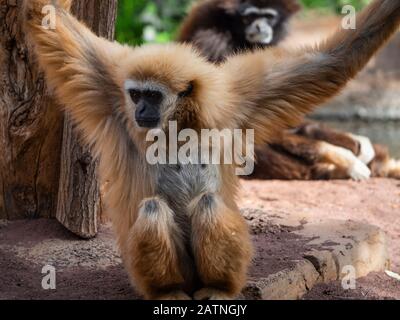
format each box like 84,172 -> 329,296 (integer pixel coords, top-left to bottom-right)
155,163 -> 220,214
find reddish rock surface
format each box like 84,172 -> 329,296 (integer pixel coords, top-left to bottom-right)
0,179 -> 399,300
238,179 -> 400,273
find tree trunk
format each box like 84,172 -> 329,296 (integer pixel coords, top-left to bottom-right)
56,0 -> 118,238
0,1 -> 117,239
0,0 -> 64,220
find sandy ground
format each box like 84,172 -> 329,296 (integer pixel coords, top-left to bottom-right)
0,179 -> 399,300
239,178 -> 400,273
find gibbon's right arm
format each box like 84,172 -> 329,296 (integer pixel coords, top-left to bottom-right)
222,0 -> 400,145
23,0 -> 126,146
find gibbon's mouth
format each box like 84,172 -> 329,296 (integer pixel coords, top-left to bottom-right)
247,31 -> 274,45
246,21 -> 274,45
136,118 -> 160,128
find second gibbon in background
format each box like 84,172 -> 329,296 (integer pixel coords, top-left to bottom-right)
178,0 -> 400,180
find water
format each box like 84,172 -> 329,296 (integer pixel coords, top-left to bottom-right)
322,120 -> 400,158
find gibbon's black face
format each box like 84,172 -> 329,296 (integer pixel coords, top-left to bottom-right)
129,88 -> 163,128
124,75 -> 197,130
235,1 -> 291,46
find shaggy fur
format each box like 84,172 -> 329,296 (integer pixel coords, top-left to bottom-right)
24,0 -> 400,299
180,0 -> 400,181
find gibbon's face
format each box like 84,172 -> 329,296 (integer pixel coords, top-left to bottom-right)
234,0 -> 296,46
120,44 -> 224,134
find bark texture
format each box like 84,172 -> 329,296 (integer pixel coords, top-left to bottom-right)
0,0 -> 63,220
56,0 -> 118,238
0,0 -> 117,240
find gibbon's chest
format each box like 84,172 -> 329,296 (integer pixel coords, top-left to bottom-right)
154,163 -> 221,213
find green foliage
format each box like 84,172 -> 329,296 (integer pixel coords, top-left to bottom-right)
116,0 -> 193,45
116,0 -> 147,45
115,0 -> 371,45
301,0 -> 371,13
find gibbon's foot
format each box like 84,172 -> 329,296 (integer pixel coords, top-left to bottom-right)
348,158 -> 371,181
155,291 -> 192,300
189,193 -> 252,300
128,197 -> 186,300
349,134 -> 376,165
194,288 -> 235,300
320,142 -> 371,181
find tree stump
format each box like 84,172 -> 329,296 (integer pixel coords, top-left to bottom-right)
56,0 -> 118,238
0,0 -> 63,220
0,0 -> 118,240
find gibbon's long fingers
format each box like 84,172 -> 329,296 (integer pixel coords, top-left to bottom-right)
222,0 -> 400,144
127,197 -> 189,300
189,193 -> 252,300
23,0 -> 124,143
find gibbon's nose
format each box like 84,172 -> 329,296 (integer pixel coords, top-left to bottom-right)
135,100 -> 160,128
137,101 -> 148,116
254,19 -> 269,33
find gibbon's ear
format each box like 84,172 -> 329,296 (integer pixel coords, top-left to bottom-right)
23,0 -> 126,145
221,0 -> 400,145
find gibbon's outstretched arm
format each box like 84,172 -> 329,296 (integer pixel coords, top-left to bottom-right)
222,0 -> 400,144
23,0 -> 126,146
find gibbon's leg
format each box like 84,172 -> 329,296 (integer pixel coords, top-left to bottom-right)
310,163 -> 348,180
249,145 -> 313,180
317,142 -> 371,181
189,193 -> 252,300
274,132 -> 370,181
127,197 -> 190,300
294,122 -> 361,156
347,134 -> 376,165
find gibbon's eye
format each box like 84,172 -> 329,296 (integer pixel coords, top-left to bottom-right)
143,90 -> 163,105
265,12 -> 280,26
178,82 -> 194,98
129,89 -> 142,104
242,16 -> 252,25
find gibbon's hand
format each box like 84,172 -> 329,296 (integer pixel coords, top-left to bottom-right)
222,0 -> 400,145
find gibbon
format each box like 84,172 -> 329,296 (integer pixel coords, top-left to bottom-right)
179,0 -> 400,181
179,0 -> 301,63
23,0 -> 400,299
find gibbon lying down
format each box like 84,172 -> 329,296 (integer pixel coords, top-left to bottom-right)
24,0 -> 400,299
179,0 -> 400,181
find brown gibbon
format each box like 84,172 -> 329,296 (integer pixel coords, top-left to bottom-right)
179,0 -> 400,181
23,0 -> 400,299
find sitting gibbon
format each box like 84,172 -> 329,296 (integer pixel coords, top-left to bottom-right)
24,0 -> 400,299
179,0 -> 400,181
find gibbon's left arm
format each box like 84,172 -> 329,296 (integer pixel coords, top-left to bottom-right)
189,30 -> 234,63
221,0 -> 400,144
23,0 -> 127,147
